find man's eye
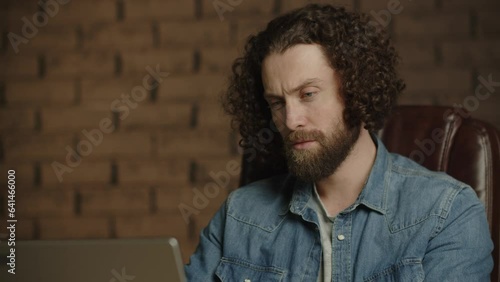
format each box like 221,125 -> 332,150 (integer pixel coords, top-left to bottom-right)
269,101 -> 284,109
302,92 -> 315,99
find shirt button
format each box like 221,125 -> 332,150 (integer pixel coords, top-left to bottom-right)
337,234 -> 345,241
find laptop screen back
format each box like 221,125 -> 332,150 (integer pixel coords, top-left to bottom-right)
0,237 -> 186,282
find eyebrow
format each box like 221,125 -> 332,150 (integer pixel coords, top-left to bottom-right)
263,78 -> 323,99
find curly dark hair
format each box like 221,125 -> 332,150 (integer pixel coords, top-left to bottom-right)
222,4 -> 405,160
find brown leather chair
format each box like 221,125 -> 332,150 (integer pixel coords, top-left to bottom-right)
381,105 -> 500,282
239,105 -> 500,281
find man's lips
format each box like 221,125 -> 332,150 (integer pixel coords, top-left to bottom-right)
292,140 -> 315,145
291,140 -> 316,149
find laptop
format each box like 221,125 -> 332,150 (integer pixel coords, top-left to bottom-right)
0,237 -> 186,282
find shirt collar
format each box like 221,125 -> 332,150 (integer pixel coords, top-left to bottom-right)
289,133 -> 390,215
355,133 -> 390,214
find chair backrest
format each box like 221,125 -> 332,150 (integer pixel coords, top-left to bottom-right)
381,105 -> 500,282
239,105 -> 500,281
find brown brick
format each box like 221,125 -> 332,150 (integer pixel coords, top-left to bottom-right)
33,27 -> 78,50
80,187 -> 150,216
0,25 -> 5,52
118,160 -> 191,184
119,103 -> 192,130
441,0 -> 500,11
432,91 -> 472,106
115,214 -> 189,239
158,129 -> 232,158
0,163 -> 35,188
441,40 -> 500,68
5,1 -> 38,23
0,54 -> 38,78
477,69 -> 500,85
121,50 -> 193,74
470,70 -> 500,129
17,189 -> 74,217
3,133 -> 74,161
282,0 -> 354,13
478,12 -> 500,37
196,102 -> 230,130
45,51 -> 115,77
235,18 -> 272,48
82,23 -> 154,50
398,91 -> 437,106
41,106 -> 113,132
6,79 -> 75,105
75,132 -> 152,160
0,108 -> 35,131
394,40 -> 436,67
181,185 -> 228,221
400,68 -> 472,93
155,184 -> 192,214
195,157 -> 241,187
204,0 -> 274,20
184,186 -> 230,217
41,161 -> 111,185
125,0 -> 195,21
44,0 -> 116,26
0,218 -> 35,239
400,90 -> 480,107
471,99 -> 500,130
39,217 -> 110,239
0,1 -> 7,10
359,0 -> 434,14
18,218 -> 36,239
394,12 -> 470,39
200,47 -> 239,74
486,68 -> 500,85
5,27 -> 77,54
157,74 -> 227,102
81,76 -> 147,104
159,20 -> 231,48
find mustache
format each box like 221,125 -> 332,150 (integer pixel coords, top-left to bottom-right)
286,130 -> 325,145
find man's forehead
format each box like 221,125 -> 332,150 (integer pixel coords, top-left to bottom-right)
262,45 -> 333,78
263,77 -> 325,98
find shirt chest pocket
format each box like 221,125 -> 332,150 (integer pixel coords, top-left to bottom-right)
363,258 -> 424,282
215,257 -> 285,282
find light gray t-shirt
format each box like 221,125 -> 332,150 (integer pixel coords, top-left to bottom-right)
307,184 -> 335,282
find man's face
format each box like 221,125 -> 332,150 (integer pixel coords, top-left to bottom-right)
261,44 -> 360,182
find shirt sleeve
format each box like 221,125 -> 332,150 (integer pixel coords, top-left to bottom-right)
184,199 -> 227,282
422,186 -> 493,281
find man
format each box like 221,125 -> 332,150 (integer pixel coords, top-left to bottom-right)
185,4 -> 493,281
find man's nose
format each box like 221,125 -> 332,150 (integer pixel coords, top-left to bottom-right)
284,102 -> 306,131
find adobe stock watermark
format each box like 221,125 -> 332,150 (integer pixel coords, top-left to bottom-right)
178,117 -> 284,224
8,0 -> 71,54
409,73 -> 500,164
109,267 -> 135,282
51,65 -> 170,182
213,0 -> 243,21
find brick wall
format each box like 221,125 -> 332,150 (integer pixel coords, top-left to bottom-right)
0,0 -> 499,263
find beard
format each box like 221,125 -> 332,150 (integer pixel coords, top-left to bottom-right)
284,119 -> 361,182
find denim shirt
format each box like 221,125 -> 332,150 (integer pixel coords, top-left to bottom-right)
185,137 -> 493,281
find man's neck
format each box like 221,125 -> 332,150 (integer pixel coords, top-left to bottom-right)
314,129 -> 377,217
